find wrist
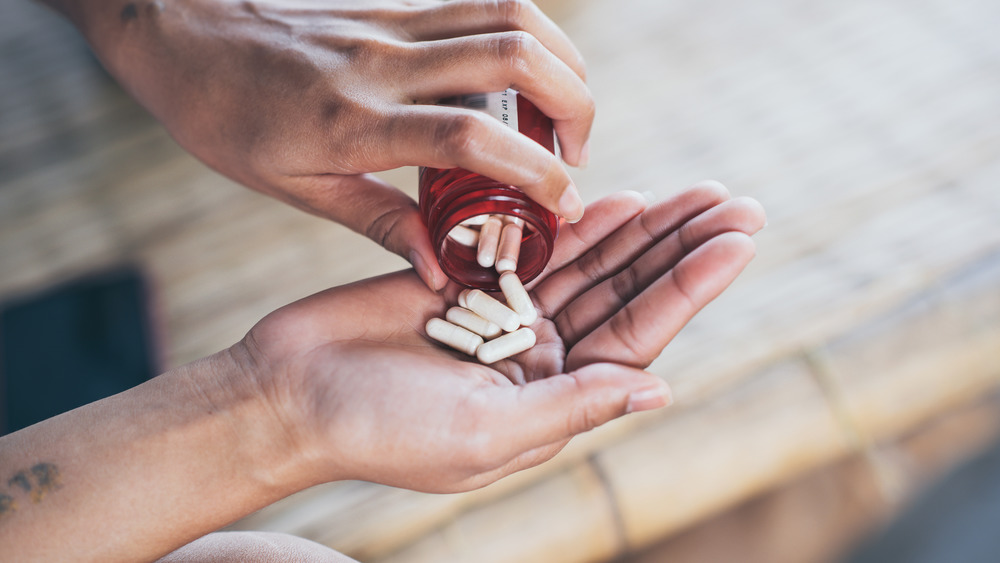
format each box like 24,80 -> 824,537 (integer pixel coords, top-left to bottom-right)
178,342 -> 324,499
48,0 -> 183,115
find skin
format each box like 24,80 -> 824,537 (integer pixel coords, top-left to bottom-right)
40,0 -> 596,290
0,185 -> 766,561
15,2 -> 765,559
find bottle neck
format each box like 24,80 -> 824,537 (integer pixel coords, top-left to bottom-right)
421,168 -> 558,290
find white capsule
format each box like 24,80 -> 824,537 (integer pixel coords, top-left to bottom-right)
476,327 -> 536,364
460,214 -> 490,227
457,289 -> 472,308
494,222 -> 523,273
498,271 -> 537,326
503,215 -> 525,228
464,289 -> 520,333
477,215 -> 504,268
446,306 -> 502,339
448,224 -> 480,247
425,318 -> 483,356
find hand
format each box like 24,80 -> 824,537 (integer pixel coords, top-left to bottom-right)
0,183 -> 762,561
238,182 -> 766,493
79,0 -> 593,290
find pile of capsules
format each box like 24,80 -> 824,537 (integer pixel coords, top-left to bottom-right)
425,214 -> 539,364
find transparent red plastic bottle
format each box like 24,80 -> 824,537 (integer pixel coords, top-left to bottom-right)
419,92 -> 559,290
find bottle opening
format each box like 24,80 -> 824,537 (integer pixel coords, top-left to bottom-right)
422,170 -> 557,290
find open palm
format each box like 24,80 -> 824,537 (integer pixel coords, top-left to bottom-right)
241,182 -> 765,493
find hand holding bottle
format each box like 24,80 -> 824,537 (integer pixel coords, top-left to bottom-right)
55,0 -> 594,290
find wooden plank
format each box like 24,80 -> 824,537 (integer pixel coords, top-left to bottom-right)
600,251 -> 1000,552
228,417 -> 643,561
621,392 -> 1000,563
600,357 -> 844,550
255,250 -> 1000,562
376,464 -> 621,563
823,252 -> 1000,445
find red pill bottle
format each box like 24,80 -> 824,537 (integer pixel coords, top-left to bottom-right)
419,90 -> 559,290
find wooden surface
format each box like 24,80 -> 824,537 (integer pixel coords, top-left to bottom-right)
2,0 -> 999,561
622,389 -> 1000,563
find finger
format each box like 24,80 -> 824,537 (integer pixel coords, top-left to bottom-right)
401,32 -> 594,166
533,180 -> 732,317
482,363 -> 672,466
555,197 -> 766,346
384,104 -> 584,221
283,174 -> 448,291
566,232 -> 757,371
528,191 -> 646,287
402,0 -> 588,80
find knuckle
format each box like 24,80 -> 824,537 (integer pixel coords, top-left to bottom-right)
342,36 -> 381,60
567,403 -> 599,435
340,35 -> 407,70
610,266 -> 641,305
433,112 -> 487,162
364,206 -> 408,251
495,30 -> 537,74
564,376 -> 599,434
575,245 -> 611,283
556,307 -> 579,342
542,153 -> 564,182
331,103 -> 388,172
522,153 -> 562,193
608,307 -> 653,367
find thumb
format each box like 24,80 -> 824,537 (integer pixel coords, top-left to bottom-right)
287,173 -> 448,291
506,363 -> 673,452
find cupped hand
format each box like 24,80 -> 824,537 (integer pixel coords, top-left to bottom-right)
90,0 -> 593,290
239,182 -> 765,493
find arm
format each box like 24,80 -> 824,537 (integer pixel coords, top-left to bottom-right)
0,350 -> 312,561
36,0 -> 593,290
0,184 -> 765,561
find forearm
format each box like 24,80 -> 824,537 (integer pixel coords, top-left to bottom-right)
33,0 -> 299,184
0,346 -> 311,562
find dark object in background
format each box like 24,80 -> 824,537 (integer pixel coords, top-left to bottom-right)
0,268 -> 158,435
846,434 -> 1000,563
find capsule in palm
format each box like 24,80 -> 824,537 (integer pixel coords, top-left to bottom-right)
476,327 -> 536,364
464,289 -> 520,333
446,306 -> 502,339
498,271 -> 537,326
425,318 -> 483,356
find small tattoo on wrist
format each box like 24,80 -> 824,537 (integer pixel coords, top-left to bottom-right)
1,463 -> 62,518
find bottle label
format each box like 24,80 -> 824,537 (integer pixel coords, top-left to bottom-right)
450,89 -> 520,133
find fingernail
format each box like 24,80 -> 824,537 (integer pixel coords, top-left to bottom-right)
578,141 -> 591,169
559,184 -> 585,224
626,381 -> 673,413
641,190 -> 657,204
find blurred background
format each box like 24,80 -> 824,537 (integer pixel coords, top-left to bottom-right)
1,0 -> 999,561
